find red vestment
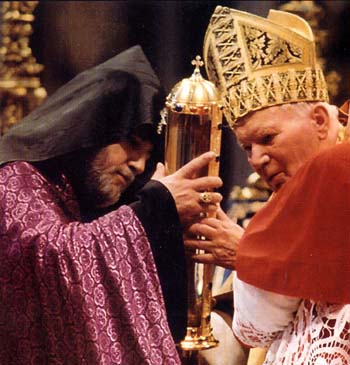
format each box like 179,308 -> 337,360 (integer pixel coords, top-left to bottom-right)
237,142 -> 350,304
233,143 -> 350,364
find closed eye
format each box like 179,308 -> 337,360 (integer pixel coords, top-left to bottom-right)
129,135 -> 153,158
260,134 -> 276,145
239,134 -> 275,156
242,144 -> 251,153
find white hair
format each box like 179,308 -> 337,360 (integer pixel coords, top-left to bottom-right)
282,102 -> 339,123
235,101 -> 339,129
282,102 -> 340,145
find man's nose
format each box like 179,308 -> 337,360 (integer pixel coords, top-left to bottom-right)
129,154 -> 147,175
248,144 -> 270,171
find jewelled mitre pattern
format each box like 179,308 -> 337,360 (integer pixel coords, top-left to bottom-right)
203,6 -> 329,127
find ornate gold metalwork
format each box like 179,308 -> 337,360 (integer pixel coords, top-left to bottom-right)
338,99 -> 350,143
0,1 -> 47,135
162,57 -> 222,357
279,0 -> 341,101
203,6 -> 328,128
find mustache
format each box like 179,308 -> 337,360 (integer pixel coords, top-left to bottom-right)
111,166 -> 135,185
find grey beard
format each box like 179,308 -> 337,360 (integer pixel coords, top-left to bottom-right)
84,165 -> 123,209
96,171 -> 123,208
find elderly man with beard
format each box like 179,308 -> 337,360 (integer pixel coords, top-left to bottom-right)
0,46 -> 223,364
186,6 -> 350,365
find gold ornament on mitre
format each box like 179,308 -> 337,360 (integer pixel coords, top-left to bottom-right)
160,56 -> 223,355
203,6 -> 329,127
338,99 -> 350,143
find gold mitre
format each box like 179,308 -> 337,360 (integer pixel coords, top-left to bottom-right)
203,6 -> 329,127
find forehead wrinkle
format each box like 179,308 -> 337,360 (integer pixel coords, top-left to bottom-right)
236,122 -> 280,145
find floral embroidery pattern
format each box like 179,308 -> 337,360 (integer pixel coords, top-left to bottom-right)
242,25 -> 302,69
0,161 -> 180,364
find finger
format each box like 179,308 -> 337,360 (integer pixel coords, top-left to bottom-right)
177,152 -> 216,178
193,253 -> 236,270
191,176 -> 223,190
197,217 -> 224,229
186,222 -> 208,235
185,239 -> 213,252
187,223 -> 217,239
192,253 -> 216,265
151,162 -> 166,180
217,207 -> 235,223
203,204 -> 220,217
199,192 -> 223,206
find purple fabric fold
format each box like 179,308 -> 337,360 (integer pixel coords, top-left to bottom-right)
0,161 -> 180,364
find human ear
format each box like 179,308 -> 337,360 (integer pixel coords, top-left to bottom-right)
311,104 -> 330,140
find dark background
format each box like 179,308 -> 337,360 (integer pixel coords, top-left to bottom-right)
22,1 -> 350,197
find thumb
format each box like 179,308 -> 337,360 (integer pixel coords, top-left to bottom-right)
151,162 -> 166,180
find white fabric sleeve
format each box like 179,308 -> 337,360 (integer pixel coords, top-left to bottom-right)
232,273 -> 301,348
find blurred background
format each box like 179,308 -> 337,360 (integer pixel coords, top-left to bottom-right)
1,0 -> 350,197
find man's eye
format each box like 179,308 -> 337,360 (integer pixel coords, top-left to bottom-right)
242,144 -> 251,153
130,137 -> 146,151
131,142 -> 141,150
261,134 -> 275,145
129,137 -> 139,148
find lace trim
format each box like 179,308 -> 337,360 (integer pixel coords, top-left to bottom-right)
234,299 -> 350,364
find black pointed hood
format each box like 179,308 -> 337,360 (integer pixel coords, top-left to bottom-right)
0,45 -> 163,165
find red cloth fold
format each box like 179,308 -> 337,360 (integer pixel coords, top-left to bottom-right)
237,143 -> 350,304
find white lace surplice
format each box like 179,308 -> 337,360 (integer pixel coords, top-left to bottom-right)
233,276 -> 350,365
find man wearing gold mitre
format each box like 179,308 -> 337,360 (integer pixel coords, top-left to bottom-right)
185,5 -> 350,364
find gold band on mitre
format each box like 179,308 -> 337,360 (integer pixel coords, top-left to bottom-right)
203,6 -> 329,127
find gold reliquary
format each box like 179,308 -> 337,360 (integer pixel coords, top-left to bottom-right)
159,55 -> 224,356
